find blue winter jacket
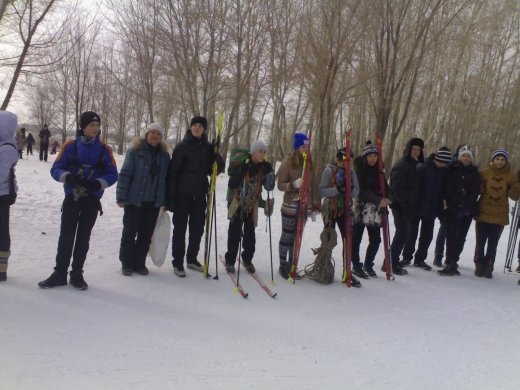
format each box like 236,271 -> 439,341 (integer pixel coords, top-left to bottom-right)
51,135 -> 118,199
116,139 -> 170,207
415,154 -> 447,219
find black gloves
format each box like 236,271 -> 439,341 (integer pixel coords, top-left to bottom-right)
66,173 -> 82,187
78,178 -> 102,193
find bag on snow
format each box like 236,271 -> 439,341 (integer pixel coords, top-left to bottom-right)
148,208 -> 171,267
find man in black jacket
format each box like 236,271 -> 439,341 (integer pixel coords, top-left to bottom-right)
166,116 -> 224,277
39,124 -> 51,162
388,137 -> 424,275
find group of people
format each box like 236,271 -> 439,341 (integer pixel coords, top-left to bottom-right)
13,124 -> 59,161
1,108 -> 520,290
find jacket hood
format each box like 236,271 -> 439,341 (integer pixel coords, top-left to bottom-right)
403,138 -> 424,163
131,137 -> 168,152
0,110 -> 18,145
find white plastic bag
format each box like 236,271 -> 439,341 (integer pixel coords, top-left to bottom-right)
148,209 -> 171,267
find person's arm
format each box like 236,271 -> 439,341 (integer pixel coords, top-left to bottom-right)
116,150 -> 135,204
319,166 -> 339,198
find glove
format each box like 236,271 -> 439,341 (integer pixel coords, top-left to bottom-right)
78,178 -> 102,193
335,170 -> 345,186
263,172 -> 275,191
65,173 -> 82,187
292,178 -> 303,189
264,198 -> 275,217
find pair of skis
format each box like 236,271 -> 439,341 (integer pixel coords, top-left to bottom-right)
504,200 -> 520,273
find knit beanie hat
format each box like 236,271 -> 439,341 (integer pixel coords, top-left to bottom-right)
190,116 -> 208,130
293,133 -> 309,150
362,141 -> 378,157
250,140 -> 267,154
458,145 -> 473,161
146,122 -> 164,135
80,111 -> 101,130
491,148 -> 509,162
434,147 -> 452,164
336,147 -> 354,161
409,137 -> 424,149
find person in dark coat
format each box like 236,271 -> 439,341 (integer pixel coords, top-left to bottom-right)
165,116 -> 224,277
15,128 -> 25,159
438,146 -> 481,276
26,132 -> 35,156
0,110 -> 19,282
401,147 -> 451,270
117,123 -> 170,276
39,124 -> 51,161
351,141 -> 391,278
224,140 -> 275,274
38,112 -> 118,290
388,137 -> 424,275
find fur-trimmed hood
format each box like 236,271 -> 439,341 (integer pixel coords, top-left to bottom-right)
130,137 -> 168,152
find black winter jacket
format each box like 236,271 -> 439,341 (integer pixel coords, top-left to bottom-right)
415,154 -> 447,219
444,162 -> 481,215
353,155 -> 390,205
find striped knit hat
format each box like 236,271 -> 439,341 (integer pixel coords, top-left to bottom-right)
458,145 -> 474,161
434,147 -> 452,164
491,148 -> 509,162
362,141 -> 378,157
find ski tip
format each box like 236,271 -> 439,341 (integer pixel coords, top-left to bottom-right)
271,293 -> 278,298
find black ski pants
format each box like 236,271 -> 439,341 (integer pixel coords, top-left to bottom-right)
402,216 -> 435,264
54,194 -> 100,274
171,193 -> 207,268
434,218 -> 447,259
445,212 -> 473,267
352,223 -> 381,268
225,210 -> 256,265
26,144 -> 33,155
0,199 -> 10,252
119,203 -> 159,269
390,208 -> 414,266
39,143 -> 49,161
474,221 -> 504,268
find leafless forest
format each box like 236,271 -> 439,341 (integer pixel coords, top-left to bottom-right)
1,0 -> 519,170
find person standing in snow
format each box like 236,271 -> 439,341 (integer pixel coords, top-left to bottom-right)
38,112 -> 118,290
26,132 -> 35,156
319,146 -> 361,286
15,128 -> 25,159
39,124 -> 51,162
116,123 -> 170,276
165,116 -> 225,278
276,133 -> 320,280
438,146 -> 481,276
0,111 -> 19,282
400,147 -> 451,271
388,137 -> 425,275
351,141 -> 391,278
473,149 -> 520,278
224,141 -> 275,274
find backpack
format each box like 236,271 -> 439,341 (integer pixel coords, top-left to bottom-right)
69,139 -> 108,177
227,147 -> 250,178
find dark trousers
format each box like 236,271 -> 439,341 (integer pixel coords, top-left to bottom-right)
54,195 -> 99,274
18,149 -> 23,159
27,144 -> 33,155
474,221 -> 504,267
445,213 -> 473,267
390,209 -> 413,265
352,223 -> 381,267
402,216 -> 435,263
39,144 -> 49,161
0,201 -> 10,252
225,210 -> 256,265
171,193 -> 207,268
434,219 -> 447,259
119,203 -> 159,269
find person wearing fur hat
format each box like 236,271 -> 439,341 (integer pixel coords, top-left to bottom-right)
0,111 -> 19,282
224,140 -> 275,274
438,146 -> 481,276
473,148 -> 520,278
401,147 -> 451,271
388,137 -> 424,275
276,132 -> 320,279
38,124 -> 51,162
38,111 -> 118,290
116,123 -> 170,276
350,141 -> 391,278
165,115 -> 225,277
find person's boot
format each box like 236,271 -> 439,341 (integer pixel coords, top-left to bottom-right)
484,261 -> 494,279
133,265 -> 149,275
438,264 -> 460,276
225,262 -> 235,274
433,255 -> 443,268
350,274 -> 362,288
474,262 -> 485,277
399,258 -> 412,267
363,263 -> 377,278
38,270 -> 68,288
515,261 -> 520,273
278,263 -> 289,280
187,259 -> 204,272
392,262 -> 408,275
243,261 -> 256,274
0,250 -> 9,282
69,271 -> 88,290
413,261 -> 432,271
352,263 -> 369,279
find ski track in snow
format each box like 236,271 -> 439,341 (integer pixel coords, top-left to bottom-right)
1,154 -> 519,390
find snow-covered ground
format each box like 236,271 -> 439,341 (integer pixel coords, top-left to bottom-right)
2,152 -> 519,390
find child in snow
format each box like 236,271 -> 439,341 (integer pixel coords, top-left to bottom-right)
276,133 -> 320,279
0,111 -> 19,282
224,140 -> 275,274
38,112 -> 118,290
51,140 -> 60,155
116,123 -> 170,276
319,146 -> 361,286
474,149 -> 520,278
351,141 -> 391,278
26,132 -> 35,156
165,116 -> 225,278
438,146 -> 481,276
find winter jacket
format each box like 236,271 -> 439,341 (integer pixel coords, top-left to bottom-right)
277,151 -> 320,208
39,128 -> 51,146
444,162 -> 481,216
26,133 -> 35,145
319,163 -> 359,199
475,164 -> 520,225
389,139 -> 424,214
116,138 -> 170,208
166,130 -> 223,208
415,154 -> 447,219
0,111 -> 19,197
51,135 -> 118,200
15,131 -> 25,150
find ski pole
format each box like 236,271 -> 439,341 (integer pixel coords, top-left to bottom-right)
267,191 -> 275,284
213,193 -> 219,279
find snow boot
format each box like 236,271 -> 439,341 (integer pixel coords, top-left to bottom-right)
484,263 -> 494,279
121,267 -> 133,276
350,274 -> 362,288
38,271 -> 67,288
438,264 -> 460,276
413,261 -> 432,271
225,262 -> 235,274
243,261 -> 255,274
187,260 -> 204,272
352,263 -> 369,279
392,262 -> 408,275
173,265 -> 186,277
474,263 -> 485,277
433,255 -> 443,268
134,266 -> 149,275
399,258 -> 412,267
278,263 -> 290,280
69,271 -> 88,290
363,263 -> 377,278
0,250 -> 8,282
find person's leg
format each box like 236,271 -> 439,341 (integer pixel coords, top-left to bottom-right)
241,212 -> 256,264
402,216 -> 420,264
0,202 -> 10,281
414,218 -> 435,264
134,203 -> 160,270
43,145 -> 49,161
483,223 -> 504,277
54,196 -> 81,274
171,194 -> 191,269
365,225 -> 382,268
473,221 -> 489,275
70,196 -> 99,273
225,213 -> 243,265
351,223 -> 364,267
186,194 -> 207,264
119,205 -> 141,269
279,210 -> 297,276
390,209 -> 410,273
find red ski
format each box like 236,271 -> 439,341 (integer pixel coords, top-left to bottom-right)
342,129 -> 353,287
239,259 -> 277,298
375,134 -> 394,281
